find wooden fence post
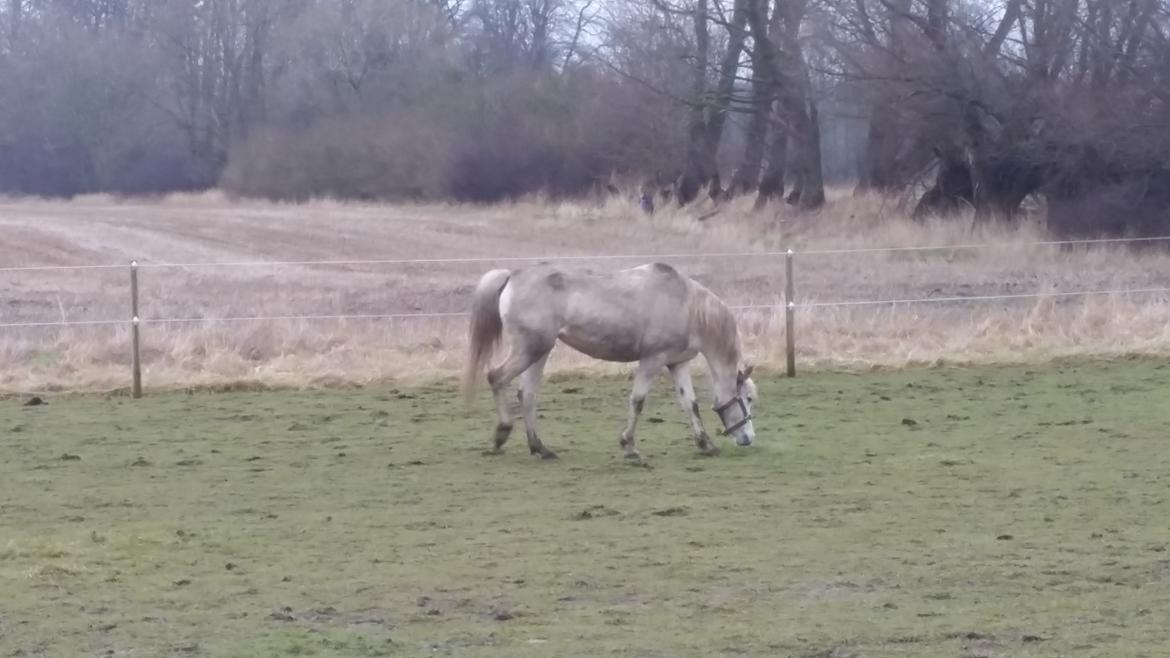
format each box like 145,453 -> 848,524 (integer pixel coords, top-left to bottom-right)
785,249 -> 796,378
130,261 -> 142,398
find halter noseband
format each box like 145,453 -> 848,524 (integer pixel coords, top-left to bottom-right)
713,396 -> 752,435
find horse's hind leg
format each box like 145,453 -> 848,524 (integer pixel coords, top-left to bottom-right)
487,348 -> 540,453
669,362 -> 719,456
518,351 -> 557,460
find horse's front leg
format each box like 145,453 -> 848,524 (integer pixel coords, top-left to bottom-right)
668,362 -> 720,456
620,359 -> 662,460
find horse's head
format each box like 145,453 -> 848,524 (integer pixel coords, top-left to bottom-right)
714,364 -> 756,447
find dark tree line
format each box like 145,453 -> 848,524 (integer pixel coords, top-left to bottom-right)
3,0 -> 1170,235
831,0 -> 1170,235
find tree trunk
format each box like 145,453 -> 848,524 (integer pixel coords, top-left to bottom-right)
676,0 -> 711,205
240,1 -> 269,136
730,99 -> 768,195
744,0 -> 786,208
855,101 -> 902,192
701,0 -> 750,201
753,102 -> 788,209
678,0 -> 750,205
970,157 -> 1043,224
744,0 -> 823,210
729,34 -> 772,196
962,102 -> 1043,223
784,95 -> 825,208
776,0 -> 824,209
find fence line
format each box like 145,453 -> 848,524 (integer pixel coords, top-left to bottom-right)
133,251 -> 786,269
796,235 -> 1170,256
790,286 -> 1170,309
0,318 -> 128,329
1,251 -> 789,273
3,234 -> 1170,274
3,285 -> 1169,331
0,263 -> 127,273
0,312 -> 471,330
144,311 -> 472,325
6,236 -> 1170,393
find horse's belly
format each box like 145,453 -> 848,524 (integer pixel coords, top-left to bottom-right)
557,325 -> 642,362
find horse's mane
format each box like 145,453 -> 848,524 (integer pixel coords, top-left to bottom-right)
687,281 -> 741,367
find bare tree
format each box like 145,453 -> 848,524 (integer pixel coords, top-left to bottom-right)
727,25 -> 771,196
744,0 -> 824,208
3,0 -> 1169,238
673,0 -> 715,204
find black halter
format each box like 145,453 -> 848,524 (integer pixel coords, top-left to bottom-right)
713,395 -> 752,435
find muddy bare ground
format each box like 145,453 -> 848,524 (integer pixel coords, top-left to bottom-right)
2,360 -> 1169,656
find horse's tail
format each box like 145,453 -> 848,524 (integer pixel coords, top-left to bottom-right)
462,268 -> 512,402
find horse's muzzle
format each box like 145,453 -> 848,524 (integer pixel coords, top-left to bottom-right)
735,435 -> 754,447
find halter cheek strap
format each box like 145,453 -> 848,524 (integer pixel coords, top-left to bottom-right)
713,396 -> 752,435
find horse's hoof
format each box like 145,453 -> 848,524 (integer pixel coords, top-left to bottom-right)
623,451 -> 643,460
493,423 -> 513,447
482,448 -> 505,457
700,446 -> 721,457
540,450 -> 559,461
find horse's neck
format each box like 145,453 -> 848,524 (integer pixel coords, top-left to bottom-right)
700,350 -> 739,405
695,308 -> 740,398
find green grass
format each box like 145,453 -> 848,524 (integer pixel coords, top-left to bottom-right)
3,360 -> 1170,657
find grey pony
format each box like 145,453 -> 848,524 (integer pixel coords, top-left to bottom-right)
462,262 -> 758,460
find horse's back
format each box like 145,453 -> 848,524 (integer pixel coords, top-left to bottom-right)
503,262 -> 695,362
567,262 -> 691,320
509,262 -> 687,302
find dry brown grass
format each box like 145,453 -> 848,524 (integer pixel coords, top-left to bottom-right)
1,188 -> 1169,393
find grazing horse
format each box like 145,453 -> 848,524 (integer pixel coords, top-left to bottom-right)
462,262 -> 757,460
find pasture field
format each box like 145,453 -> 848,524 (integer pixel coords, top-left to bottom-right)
3,359 -> 1169,657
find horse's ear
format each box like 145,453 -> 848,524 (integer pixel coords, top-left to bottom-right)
743,364 -> 754,380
